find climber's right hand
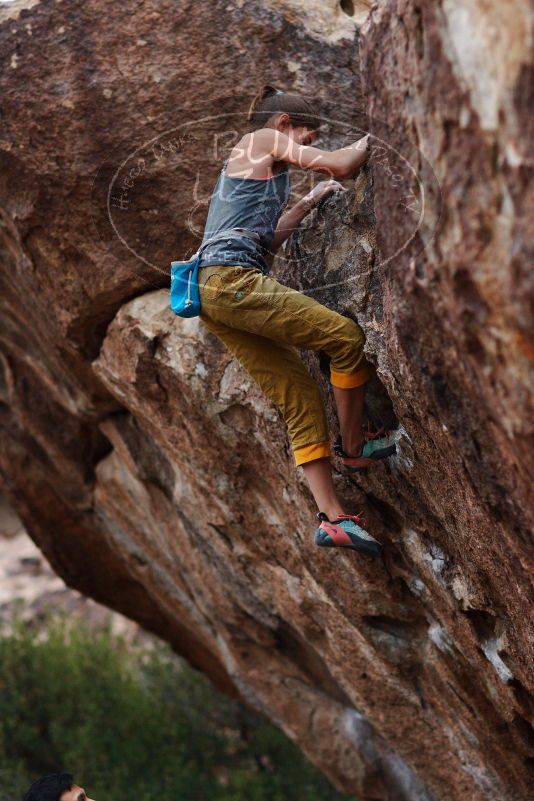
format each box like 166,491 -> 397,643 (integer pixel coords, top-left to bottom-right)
353,134 -> 371,160
342,134 -> 371,178
302,179 -> 347,210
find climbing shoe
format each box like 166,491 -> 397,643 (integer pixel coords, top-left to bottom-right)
334,427 -> 397,472
314,512 -> 383,557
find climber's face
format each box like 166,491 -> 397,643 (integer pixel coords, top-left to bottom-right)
288,125 -> 319,147
271,113 -> 319,146
60,785 -> 95,801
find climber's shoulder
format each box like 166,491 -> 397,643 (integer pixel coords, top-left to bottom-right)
225,130 -> 276,177
263,128 -> 347,178
226,128 -> 346,179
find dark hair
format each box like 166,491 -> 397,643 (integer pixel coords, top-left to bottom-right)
22,774 -> 74,801
246,83 -> 321,130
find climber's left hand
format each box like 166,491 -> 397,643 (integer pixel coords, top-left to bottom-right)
302,179 -> 347,210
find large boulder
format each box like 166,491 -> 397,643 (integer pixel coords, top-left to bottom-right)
0,1 -> 532,799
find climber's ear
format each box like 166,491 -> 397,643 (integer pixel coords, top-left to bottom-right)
275,111 -> 291,130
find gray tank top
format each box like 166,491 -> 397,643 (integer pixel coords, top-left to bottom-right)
198,157 -> 291,274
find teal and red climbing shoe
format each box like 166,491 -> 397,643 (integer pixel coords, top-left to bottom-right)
314,512 -> 383,557
334,427 -> 397,472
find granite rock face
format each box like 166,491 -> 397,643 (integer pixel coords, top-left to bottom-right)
0,1 -> 533,800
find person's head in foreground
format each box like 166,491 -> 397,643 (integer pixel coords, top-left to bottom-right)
22,774 -> 95,801
246,83 -> 322,146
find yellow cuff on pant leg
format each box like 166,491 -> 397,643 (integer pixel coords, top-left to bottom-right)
294,441 -> 331,466
330,366 -> 371,389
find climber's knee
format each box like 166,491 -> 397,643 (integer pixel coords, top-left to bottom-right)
293,440 -> 331,466
288,386 -> 329,448
329,317 -> 371,388
239,342 -> 330,463
279,379 -> 330,465
330,364 -> 371,388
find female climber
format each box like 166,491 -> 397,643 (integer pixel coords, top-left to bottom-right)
197,85 -> 396,556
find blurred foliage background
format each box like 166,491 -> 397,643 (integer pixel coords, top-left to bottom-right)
0,615 -> 356,801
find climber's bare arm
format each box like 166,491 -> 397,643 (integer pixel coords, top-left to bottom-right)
227,127 -> 370,266
268,184 -> 344,257
267,178 -> 348,268
266,128 -> 370,179
269,197 -> 312,253
265,128 -> 370,261
225,128 -> 370,179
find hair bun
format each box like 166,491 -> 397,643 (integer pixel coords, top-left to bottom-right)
246,83 -> 318,130
262,84 -> 281,98
246,84 -> 278,121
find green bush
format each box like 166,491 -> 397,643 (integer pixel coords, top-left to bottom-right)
0,617 -> 355,801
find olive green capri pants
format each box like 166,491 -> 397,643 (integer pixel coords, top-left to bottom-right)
198,264 -> 371,466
